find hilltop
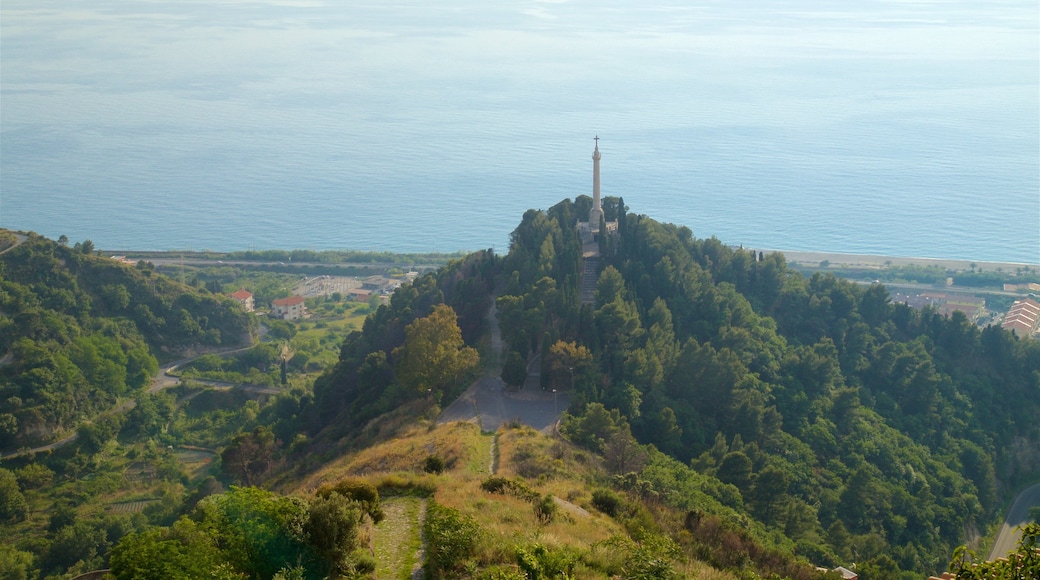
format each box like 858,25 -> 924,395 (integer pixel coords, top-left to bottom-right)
2,196 -> 1040,579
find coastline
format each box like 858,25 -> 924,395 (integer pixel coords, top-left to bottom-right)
770,250 -> 1037,273
4,228 -> 1038,273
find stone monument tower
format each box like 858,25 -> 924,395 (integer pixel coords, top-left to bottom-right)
588,136 -> 603,226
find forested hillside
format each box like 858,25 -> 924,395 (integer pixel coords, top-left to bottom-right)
5,202 -> 1036,578
301,249 -> 497,441
0,232 -> 253,450
302,198 -> 1040,578
510,198 -> 1040,577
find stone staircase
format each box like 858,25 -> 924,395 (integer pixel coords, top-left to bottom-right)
580,256 -> 599,305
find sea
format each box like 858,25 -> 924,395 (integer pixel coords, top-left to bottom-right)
1,0 -> 1037,264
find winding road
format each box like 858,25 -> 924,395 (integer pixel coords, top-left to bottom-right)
988,481 -> 1040,560
1,342 -> 272,460
0,232 -> 28,255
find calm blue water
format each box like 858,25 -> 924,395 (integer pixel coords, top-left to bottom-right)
2,1 -> 1037,263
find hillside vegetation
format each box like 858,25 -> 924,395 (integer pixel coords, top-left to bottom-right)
289,419 -> 747,579
3,195 -> 1039,579
279,198 -> 1039,578
0,232 -> 253,451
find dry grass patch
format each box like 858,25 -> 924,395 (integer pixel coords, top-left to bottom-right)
289,420 -> 490,494
345,421 -> 487,475
432,455 -> 623,566
496,425 -> 599,481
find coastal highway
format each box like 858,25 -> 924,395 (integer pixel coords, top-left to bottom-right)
988,481 -> 1040,561
144,257 -> 402,269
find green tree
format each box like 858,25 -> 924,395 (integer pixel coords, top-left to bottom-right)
545,340 -> 594,392
502,349 -> 528,389
109,518 -> 235,580
0,544 -> 35,580
562,402 -> 622,452
749,464 -> 791,522
394,304 -> 479,399
15,462 -> 54,490
716,451 -> 753,492
604,423 -> 648,475
304,493 -> 368,577
41,520 -> 109,575
0,468 -> 28,523
195,487 -> 313,579
220,426 -> 278,486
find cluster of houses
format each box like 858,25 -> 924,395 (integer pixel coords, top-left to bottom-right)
888,290 -> 1038,339
226,273 -> 418,321
227,289 -> 307,320
1001,297 -> 1040,338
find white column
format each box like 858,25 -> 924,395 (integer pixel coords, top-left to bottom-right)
590,136 -> 603,227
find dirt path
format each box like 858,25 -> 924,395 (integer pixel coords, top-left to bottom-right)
373,497 -> 426,580
489,433 -> 498,475
486,293 -> 504,375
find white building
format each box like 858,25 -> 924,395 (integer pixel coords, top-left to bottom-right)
271,295 -> 306,320
229,289 -> 254,312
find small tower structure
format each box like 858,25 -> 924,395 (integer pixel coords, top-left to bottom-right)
576,136 -> 617,249
576,136 -> 618,304
588,136 -> 604,227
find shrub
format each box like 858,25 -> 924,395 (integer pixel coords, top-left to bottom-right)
480,476 -> 539,503
424,501 -> 482,579
591,489 -> 621,517
476,565 -> 525,580
374,474 -> 437,497
535,494 -> 558,524
480,476 -> 510,494
516,543 -> 578,579
316,479 -> 384,523
424,454 -> 446,474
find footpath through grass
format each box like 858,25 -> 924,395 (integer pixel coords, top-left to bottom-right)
373,497 -> 425,580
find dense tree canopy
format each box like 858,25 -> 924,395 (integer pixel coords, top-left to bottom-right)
304,250 -> 496,432
495,199 -> 1040,578
393,304 -> 479,401
0,234 -> 252,451
109,485 -> 377,579
293,199 -> 1040,577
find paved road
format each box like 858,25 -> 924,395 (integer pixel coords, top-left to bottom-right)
988,481 -> 1040,560
0,232 -> 28,255
439,376 -> 568,433
438,290 -> 569,433
1,343 -> 268,460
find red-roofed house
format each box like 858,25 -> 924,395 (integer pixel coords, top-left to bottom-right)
229,289 -> 254,312
1002,298 -> 1040,338
271,295 -> 306,320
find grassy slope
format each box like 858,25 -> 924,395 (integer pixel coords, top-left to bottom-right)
284,419 -> 739,579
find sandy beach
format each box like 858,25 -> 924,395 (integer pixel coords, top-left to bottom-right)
772,250 -> 1037,272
